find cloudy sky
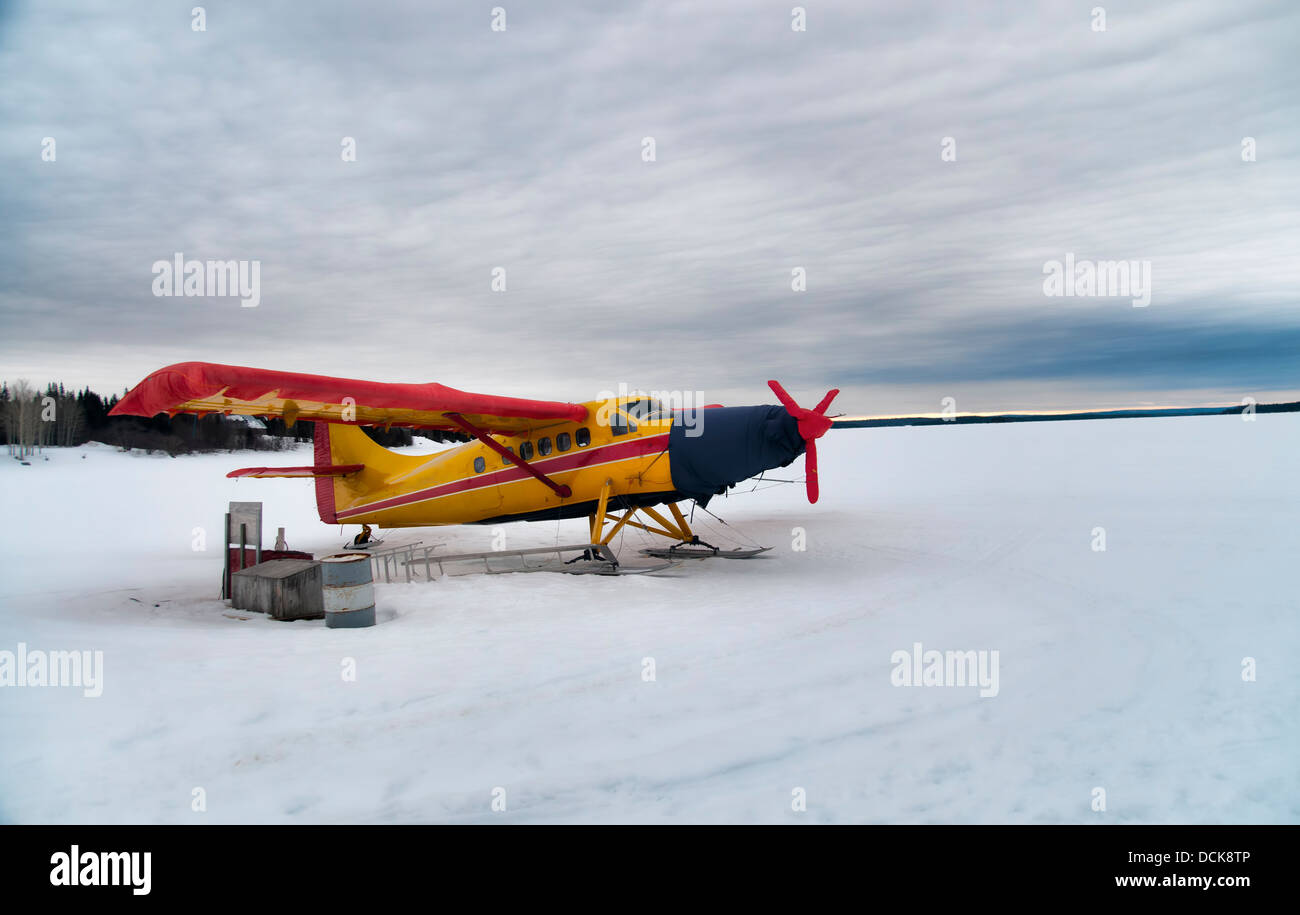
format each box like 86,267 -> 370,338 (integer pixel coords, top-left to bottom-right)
1,0 -> 1297,412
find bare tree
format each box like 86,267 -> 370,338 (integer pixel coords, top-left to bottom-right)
7,380 -> 38,458
57,395 -> 84,446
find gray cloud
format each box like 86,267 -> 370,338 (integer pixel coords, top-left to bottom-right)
1,0 -> 1297,411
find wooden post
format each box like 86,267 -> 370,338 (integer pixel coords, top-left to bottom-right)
222,512 -> 231,599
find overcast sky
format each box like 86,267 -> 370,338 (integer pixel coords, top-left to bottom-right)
1,0 -> 1297,412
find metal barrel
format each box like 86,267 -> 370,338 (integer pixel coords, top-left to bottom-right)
321,553 -> 376,628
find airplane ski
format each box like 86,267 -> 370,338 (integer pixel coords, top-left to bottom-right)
640,545 -> 772,560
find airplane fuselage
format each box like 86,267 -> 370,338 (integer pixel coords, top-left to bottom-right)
320,399 -> 680,527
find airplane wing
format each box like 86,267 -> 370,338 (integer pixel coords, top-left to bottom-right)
832,401 -> 1300,428
108,361 -> 588,435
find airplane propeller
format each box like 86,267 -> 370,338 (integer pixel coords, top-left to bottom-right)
767,380 -> 839,504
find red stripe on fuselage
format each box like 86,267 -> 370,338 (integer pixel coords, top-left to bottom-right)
335,433 -> 669,519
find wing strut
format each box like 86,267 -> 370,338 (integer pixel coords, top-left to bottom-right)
226,464 -> 364,479
444,413 -> 573,499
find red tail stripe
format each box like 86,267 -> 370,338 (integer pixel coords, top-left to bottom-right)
314,424 -> 338,523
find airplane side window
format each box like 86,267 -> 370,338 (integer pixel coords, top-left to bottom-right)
519,441 -> 534,460
538,436 -> 552,456
473,456 -> 486,474
576,427 -> 591,447
556,432 -> 571,452
501,445 -> 514,465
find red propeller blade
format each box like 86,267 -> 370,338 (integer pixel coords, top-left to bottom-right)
813,388 -> 839,415
805,438 -> 820,503
767,379 -> 800,414
767,380 -> 838,504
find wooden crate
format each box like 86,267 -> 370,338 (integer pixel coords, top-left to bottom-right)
230,559 -> 324,621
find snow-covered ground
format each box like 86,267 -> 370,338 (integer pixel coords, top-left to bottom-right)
1,417 -> 1297,824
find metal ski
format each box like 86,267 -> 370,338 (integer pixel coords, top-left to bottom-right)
640,543 -> 772,560
551,558 -> 675,575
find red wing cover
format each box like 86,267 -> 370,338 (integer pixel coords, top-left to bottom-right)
109,362 -> 588,434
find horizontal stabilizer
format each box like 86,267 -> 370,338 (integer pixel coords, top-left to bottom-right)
226,464 -> 364,479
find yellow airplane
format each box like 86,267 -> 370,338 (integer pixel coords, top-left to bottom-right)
110,362 -> 839,557
112,362 -> 1298,567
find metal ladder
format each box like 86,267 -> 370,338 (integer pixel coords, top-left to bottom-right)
348,541 -> 621,583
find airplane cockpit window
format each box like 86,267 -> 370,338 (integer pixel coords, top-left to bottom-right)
610,411 -> 638,437
640,407 -> 675,424
622,398 -> 664,420
623,397 -> 674,425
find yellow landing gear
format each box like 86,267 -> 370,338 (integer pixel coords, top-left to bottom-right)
587,481 -> 771,560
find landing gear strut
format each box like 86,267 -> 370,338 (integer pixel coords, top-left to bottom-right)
584,482 -> 772,561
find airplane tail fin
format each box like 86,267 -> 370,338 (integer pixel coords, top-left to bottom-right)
225,423 -> 426,525
313,423 -> 420,524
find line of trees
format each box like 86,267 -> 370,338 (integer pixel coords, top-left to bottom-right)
1,379 -> 456,457
2,381 -> 87,457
